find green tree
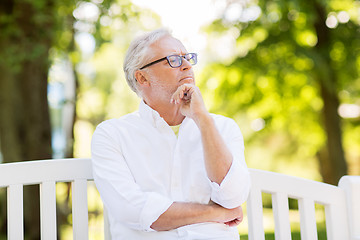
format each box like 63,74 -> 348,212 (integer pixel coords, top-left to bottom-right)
0,1 -> 57,238
74,3 -> 161,130
0,0 -> 157,237
201,0 -> 359,184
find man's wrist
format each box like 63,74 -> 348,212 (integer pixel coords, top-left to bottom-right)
193,111 -> 212,128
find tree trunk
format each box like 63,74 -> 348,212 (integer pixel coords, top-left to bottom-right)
313,0 -> 348,185
0,0 -> 55,238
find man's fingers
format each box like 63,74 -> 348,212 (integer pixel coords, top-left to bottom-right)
170,86 -> 183,104
170,84 -> 194,104
224,217 -> 243,227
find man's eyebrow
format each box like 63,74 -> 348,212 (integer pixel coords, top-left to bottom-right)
168,52 -> 188,56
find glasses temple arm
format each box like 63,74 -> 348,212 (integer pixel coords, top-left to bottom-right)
139,57 -> 167,70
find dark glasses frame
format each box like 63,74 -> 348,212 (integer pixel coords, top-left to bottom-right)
139,53 -> 197,70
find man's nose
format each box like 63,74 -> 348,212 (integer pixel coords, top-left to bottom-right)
180,58 -> 192,71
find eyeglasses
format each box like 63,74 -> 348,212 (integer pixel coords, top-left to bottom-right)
139,53 -> 197,70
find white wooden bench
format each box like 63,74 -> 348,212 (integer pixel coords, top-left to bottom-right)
0,158 -> 359,240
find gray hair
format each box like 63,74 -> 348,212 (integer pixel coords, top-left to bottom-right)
123,28 -> 172,95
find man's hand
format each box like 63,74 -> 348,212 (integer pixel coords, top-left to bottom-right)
209,201 -> 243,227
170,83 -> 208,121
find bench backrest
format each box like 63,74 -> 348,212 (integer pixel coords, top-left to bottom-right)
0,158 -> 358,240
248,169 -> 351,240
0,158 -> 101,240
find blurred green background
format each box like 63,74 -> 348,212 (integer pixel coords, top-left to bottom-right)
0,0 -> 359,239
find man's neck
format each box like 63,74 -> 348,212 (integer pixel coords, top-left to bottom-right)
144,99 -> 185,126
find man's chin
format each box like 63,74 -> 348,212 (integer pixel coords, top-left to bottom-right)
179,78 -> 195,85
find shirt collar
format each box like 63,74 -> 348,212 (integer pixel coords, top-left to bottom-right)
138,100 -> 190,130
139,100 -> 168,129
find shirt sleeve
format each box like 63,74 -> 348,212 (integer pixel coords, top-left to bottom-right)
91,122 -> 173,232
209,118 -> 251,209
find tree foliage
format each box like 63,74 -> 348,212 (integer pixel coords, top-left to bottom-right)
200,0 -> 360,184
0,0 -> 149,238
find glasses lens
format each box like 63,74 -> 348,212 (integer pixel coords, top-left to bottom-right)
167,55 -> 182,68
185,53 -> 197,65
166,53 -> 197,68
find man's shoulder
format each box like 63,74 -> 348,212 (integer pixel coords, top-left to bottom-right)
209,113 -> 241,133
210,113 -> 236,125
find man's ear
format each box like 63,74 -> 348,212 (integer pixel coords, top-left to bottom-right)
135,70 -> 149,86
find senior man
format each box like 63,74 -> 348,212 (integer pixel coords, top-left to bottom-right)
91,28 -> 251,240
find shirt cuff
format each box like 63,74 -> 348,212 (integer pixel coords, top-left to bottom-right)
210,160 -> 251,209
139,192 -> 173,231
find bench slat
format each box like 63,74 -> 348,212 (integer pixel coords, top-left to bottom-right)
298,198 -> 317,239
7,184 -> 24,240
0,158 -> 93,187
339,176 -> 360,240
40,181 -> 57,239
104,207 -> 111,240
72,179 -> 89,240
247,186 -> 265,240
325,202 -> 350,240
272,192 -> 291,240
249,169 -> 344,205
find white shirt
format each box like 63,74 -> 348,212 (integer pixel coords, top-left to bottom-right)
91,101 -> 251,240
